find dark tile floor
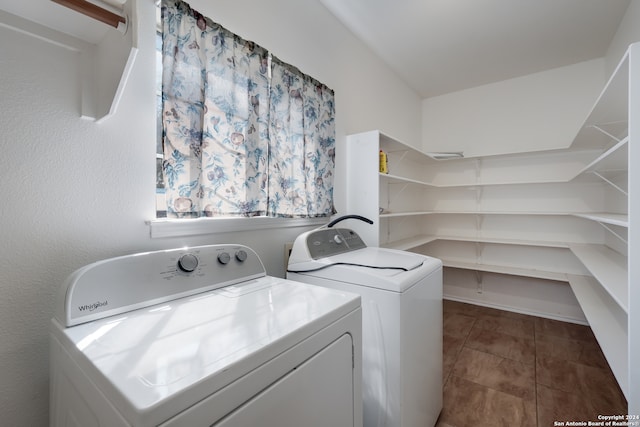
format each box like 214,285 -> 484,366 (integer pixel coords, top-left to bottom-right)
436,300 -> 627,427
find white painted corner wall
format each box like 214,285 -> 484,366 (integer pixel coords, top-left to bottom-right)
419,0 -> 640,403
1,0 -> 639,423
422,0 -> 640,158
0,0 -> 421,425
421,58 -> 606,158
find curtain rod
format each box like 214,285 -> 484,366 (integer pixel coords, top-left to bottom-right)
52,0 -> 127,31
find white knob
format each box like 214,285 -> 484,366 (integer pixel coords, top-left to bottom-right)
177,253 -> 198,272
235,250 -> 248,262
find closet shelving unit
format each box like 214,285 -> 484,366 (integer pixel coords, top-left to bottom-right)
564,44 -> 632,401
345,42 -> 638,403
0,0 -> 138,123
346,132 -> 602,282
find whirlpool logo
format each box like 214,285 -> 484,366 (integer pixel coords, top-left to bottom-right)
78,300 -> 108,312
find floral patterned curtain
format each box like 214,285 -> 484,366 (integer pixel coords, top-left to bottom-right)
161,0 -> 335,218
268,57 -> 336,217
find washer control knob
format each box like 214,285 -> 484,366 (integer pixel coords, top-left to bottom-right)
333,234 -> 344,244
177,253 -> 198,272
217,252 -> 231,265
235,250 -> 248,262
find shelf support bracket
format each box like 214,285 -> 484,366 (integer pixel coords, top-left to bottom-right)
475,241 -> 484,264
387,149 -> 410,171
475,187 -> 483,211
387,183 -> 410,204
597,222 -> 628,245
475,213 -> 484,240
589,124 -> 623,144
475,270 -> 483,293
590,171 -> 628,196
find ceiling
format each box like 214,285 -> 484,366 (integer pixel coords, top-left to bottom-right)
1,0 -> 631,98
319,0 -> 631,98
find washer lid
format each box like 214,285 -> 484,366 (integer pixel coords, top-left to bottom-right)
288,247 -> 442,292
54,276 -> 360,425
288,246 -> 427,271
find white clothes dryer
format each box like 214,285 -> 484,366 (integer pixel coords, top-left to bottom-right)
287,216 -> 443,427
50,244 -> 362,427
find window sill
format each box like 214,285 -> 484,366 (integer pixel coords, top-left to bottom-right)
147,216 -> 327,238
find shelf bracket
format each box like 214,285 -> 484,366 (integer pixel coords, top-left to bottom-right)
475,187 -> 483,211
475,241 -> 484,263
590,171 -> 628,196
387,182 -> 410,204
387,149 -> 410,171
475,270 -> 483,293
385,217 -> 392,243
589,124 -> 624,144
597,222 -> 628,245
475,158 -> 482,183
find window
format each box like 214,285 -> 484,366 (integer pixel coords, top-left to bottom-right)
155,0 -> 336,223
155,31 -> 166,217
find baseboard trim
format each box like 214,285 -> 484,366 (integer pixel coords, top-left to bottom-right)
443,294 -> 589,326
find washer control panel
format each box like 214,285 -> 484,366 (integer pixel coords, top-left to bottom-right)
306,228 -> 367,259
177,253 -> 199,272
57,245 -> 266,327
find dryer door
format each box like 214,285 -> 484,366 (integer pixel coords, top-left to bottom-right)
215,334 -> 355,427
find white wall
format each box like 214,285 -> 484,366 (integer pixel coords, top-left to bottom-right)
186,0 -> 423,149
606,0 -> 640,75
422,0 -> 640,158
421,58 -> 606,157
0,0 -> 422,425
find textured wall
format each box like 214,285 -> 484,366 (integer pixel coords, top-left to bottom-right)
421,0 -> 640,158
421,58 -> 606,157
0,0 -> 422,425
606,0 -> 640,74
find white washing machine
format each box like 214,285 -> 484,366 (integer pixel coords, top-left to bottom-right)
50,244 -> 362,427
287,217 -> 443,427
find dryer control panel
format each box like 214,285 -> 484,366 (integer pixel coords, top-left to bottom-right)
55,245 -> 266,327
306,228 -> 367,259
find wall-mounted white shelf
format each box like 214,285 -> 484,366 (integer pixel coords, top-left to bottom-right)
578,137 -> 628,175
384,233 -> 575,278
428,210 -> 572,216
382,234 -> 437,251
385,234 -> 570,250
382,147 -> 602,188
385,210 -> 628,221
346,43 -> 638,404
380,173 -> 435,187
478,212 -> 625,223
567,274 -> 628,395
441,259 -> 568,282
379,211 -> 433,218
571,45 -> 629,150
572,212 -> 628,227
574,137 -> 628,196
569,244 -> 628,312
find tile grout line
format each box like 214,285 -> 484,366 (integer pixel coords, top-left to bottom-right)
443,303 -> 625,426
464,312 -> 540,425
443,309 -> 478,389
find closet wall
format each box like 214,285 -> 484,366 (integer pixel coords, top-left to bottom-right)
416,5 -> 640,408
0,0 -> 423,425
347,42 -> 637,403
417,59 -> 605,324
